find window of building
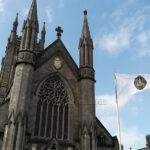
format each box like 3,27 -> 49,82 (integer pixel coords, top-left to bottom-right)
34,75 -> 69,140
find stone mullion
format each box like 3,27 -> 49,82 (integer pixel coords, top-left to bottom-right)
85,44 -> 88,65
67,104 -> 70,140
64,104 -> 69,139
83,47 -> 85,66
56,105 -> 60,138
44,101 -> 49,138
50,105 -> 54,138
88,46 -> 90,66
34,100 -> 42,136
46,102 -> 52,138
38,101 -> 43,137
62,106 -> 65,139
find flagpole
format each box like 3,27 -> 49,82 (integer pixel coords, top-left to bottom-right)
114,73 -> 122,150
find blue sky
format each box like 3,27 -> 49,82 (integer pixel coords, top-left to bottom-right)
0,0 -> 150,149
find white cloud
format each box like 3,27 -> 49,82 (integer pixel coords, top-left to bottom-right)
0,0 -> 5,13
97,111 -> 145,149
95,1 -> 148,149
97,29 -> 130,54
96,93 -> 135,134
45,6 -> 53,24
129,106 -> 140,116
95,94 -> 132,134
58,0 -> 65,8
137,32 -> 149,44
96,94 -> 145,149
96,102 -> 117,134
121,127 -> 145,149
96,92 -> 135,110
96,14 -> 145,54
95,5 -> 150,56
136,30 -> 150,57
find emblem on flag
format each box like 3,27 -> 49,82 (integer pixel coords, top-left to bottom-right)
134,75 -> 147,90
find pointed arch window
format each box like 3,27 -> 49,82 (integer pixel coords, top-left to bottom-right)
34,75 -> 69,140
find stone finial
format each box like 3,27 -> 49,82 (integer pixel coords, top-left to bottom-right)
84,10 -> 87,15
9,13 -> 19,42
42,22 -> 46,32
81,9 -> 91,39
40,22 -> 46,49
41,22 -> 46,37
55,26 -> 63,39
13,13 -> 19,26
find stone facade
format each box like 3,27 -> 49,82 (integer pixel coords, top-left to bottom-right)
0,0 -> 119,150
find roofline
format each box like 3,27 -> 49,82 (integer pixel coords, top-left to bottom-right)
96,117 -> 113,138
38,39 -> 79,71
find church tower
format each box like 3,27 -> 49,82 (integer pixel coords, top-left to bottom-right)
79,10 -> 96,150
0,14 -> 19,100
1,0 -> 39,149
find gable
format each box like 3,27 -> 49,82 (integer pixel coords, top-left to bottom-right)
28,40 -> 80,138
96,117 -> 116,146
36,39 -> 79,79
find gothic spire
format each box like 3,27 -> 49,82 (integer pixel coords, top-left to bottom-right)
27,0 -> 38,21
40,22 -> 46,50
81,10 -> 91,39
79,10 -> 93,49
26,0 -> 39,31
79,11 -> 96,150
13,13 -> 19,30
20,0 -> 39,50
79,10 -> 93,68
41,22 -> 46,39
9,13 -> 19,42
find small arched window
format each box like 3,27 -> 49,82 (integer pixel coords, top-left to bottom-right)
34,75 -> 69,140
97,134 -> 106,145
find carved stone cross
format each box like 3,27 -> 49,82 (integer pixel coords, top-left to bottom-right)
55,26 -> 63,39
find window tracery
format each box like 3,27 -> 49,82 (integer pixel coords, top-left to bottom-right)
34,75 -> 69,140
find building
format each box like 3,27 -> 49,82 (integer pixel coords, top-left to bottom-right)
0,0 -> 119,149
138,135 -> 150,150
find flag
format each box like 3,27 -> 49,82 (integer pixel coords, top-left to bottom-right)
114,73 -> 150,150
115,73 -> 150,97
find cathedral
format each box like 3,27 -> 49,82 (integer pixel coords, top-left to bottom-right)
0,0 -> 119,149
